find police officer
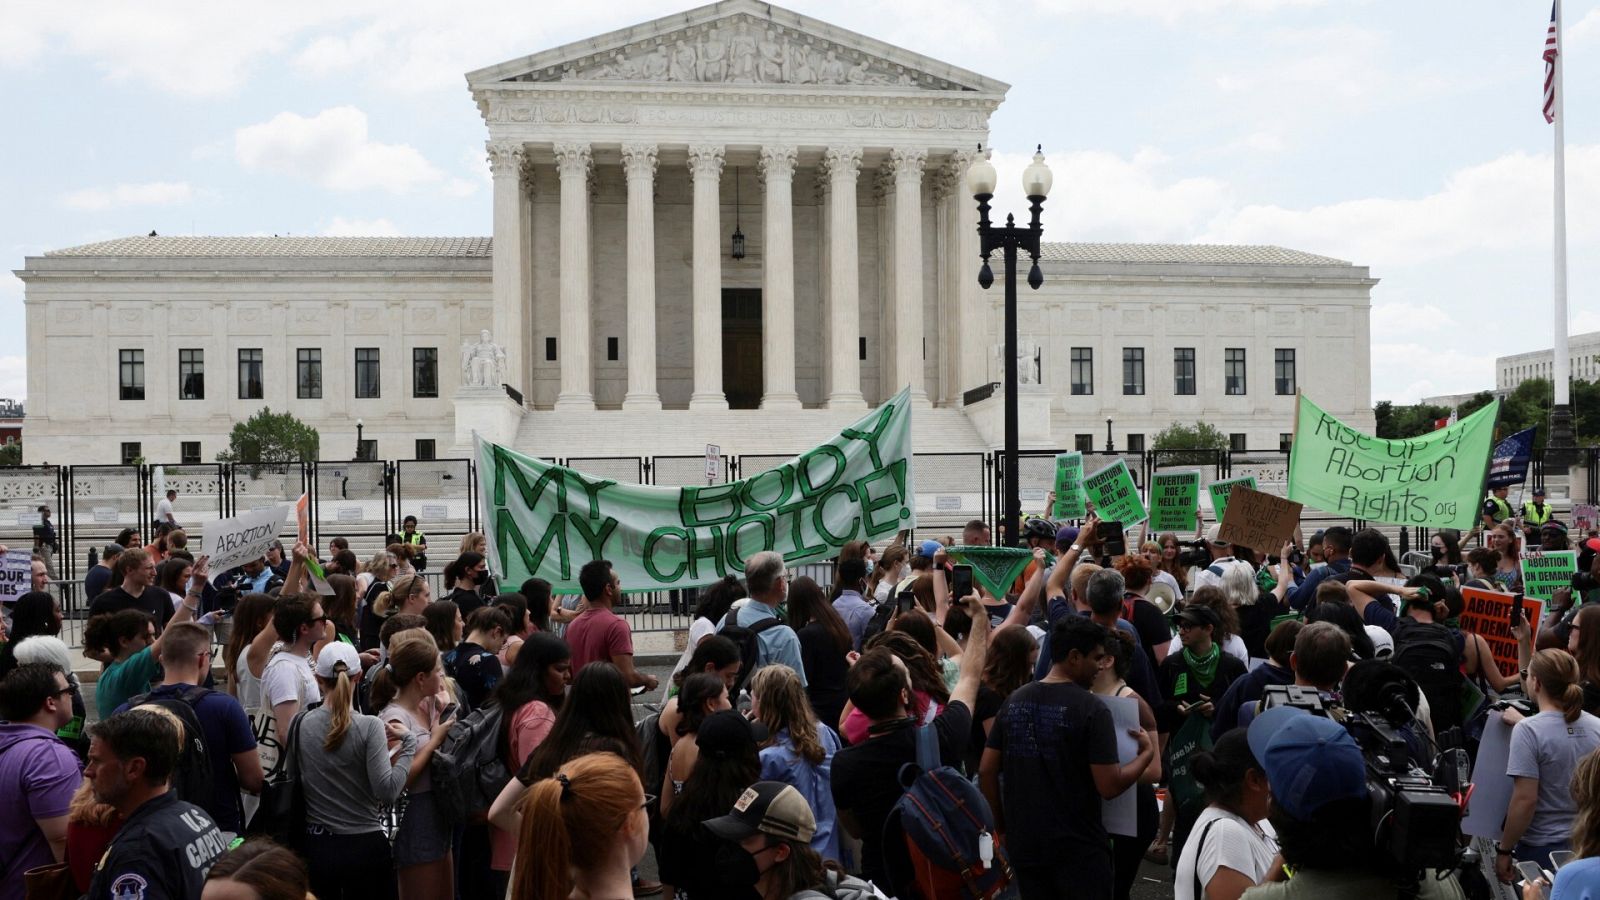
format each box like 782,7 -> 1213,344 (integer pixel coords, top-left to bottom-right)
85,708 -> 227,900
1523,487 -> 1553,527
1480,486 -> 1515,547
401,514 -> 428,572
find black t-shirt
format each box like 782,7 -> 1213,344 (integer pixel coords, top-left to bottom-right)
798,621 -> 849,733
84,565 -> 113,600
1125,596 -> 1171,677
1156,648 -> 1248,734
446,586 -> 485,616
91,585 -> 176,627
831,700 -> 972,887
967,683 -> 1006,775
444,640 -> 502,710
985,680 -> 1119,870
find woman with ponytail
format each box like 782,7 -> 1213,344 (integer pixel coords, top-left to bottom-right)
512,751 -> 649,900
1497,648 -> 1600,883
1552,750 -> 1600,895
361,574 -> 433,651
296,642 -> 416,900
1173,729 -> 1275,900
375,631 -> 457,900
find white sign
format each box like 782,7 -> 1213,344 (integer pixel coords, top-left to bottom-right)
935,496 -> 962,511
0,550 -> 31,600
93,507 -> 120,523
705,444 -> 721,483
1098,694 -> 1141,837
15,512 -> 40,527
336,507 -> 363,523
200,504 -> 291,577
421,504 -> 449,520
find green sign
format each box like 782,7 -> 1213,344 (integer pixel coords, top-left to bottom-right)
1052,452 -> 1086,519
1287,393 -> 1500,530
1082,459 -> 1147,526
946,545 -> 1033,598
475,387 -> 915,592
1207,477 -> 1257,523
1521,550 -> 1578,609
1149,471 -> 1200,533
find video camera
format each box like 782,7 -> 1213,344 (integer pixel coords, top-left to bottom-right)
1259,685 -> 1467,877
1174,540 -> 1211,569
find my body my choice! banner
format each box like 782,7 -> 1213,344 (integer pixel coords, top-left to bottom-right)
1287,393 -> 1499,531
477,388 -> 915,593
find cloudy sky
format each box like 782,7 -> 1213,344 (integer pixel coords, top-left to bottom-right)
2,0 -> 1596,405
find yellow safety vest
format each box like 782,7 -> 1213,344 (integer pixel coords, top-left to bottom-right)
1486,496 -> 1512,522
1523,501 -> 1551,526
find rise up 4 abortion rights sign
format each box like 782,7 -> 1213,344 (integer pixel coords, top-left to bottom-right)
1287,393 -> 1500,531
477,388 -> 915,593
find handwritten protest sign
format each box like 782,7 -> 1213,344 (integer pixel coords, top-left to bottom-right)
1459,586 -> 1542,677
1217,486 -> 1304,554
1521,550 -> 1578,609
1206,477 -> 1257,523
1287,393 -> 1499,530
1149,471 -> 1200,532
1082,459 -> 1147,526
1575,504 -> 1598,534
478,388 -> 915,593
0,550 -> 32,601
1052,452 -> 1086,519
200,505 -> 291,577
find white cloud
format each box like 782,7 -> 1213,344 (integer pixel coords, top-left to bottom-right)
319,216 -> 401,236
1573,309 -> 1600,334
1371,302 -> 1458,335
1370,341 -> 1496,404
61,181 -> 194,211
0,355 -> 25,403
234,106 -> 445,194
1036,0 -> 1328,22
1570,7 -> 1600,46
988,147 -> 1231,243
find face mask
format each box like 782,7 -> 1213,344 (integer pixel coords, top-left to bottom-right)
864,559 -> 875,576
1430,547 -> 1444,560
709,841 -> 765,899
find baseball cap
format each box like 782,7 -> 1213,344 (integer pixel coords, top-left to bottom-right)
1247,706 -> 1368,820
1174,605 -> 1221,631
1586,537 -> 1600,554
702,781 -> 817,844
1055,525 -> 1080,548
316,642 -> 363,679
1534,487 -> 1547,497
696,710 -> 768,761
102,543 -> 125,559
918,539 -> 942,559
1205,524 -> 1227,546
1365,625 -> 1394,658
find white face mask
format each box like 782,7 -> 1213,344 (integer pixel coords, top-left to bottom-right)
864,559 -> 875,576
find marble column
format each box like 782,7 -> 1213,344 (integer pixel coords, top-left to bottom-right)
759,145 -> 801,409
620,143 -> 661,410
487,140 -> 526,395
822,147 -> 865,409
687,144 -> 728,410
948,150 -> 986,401
553,142 -> 594,410
891,148 -> 929,405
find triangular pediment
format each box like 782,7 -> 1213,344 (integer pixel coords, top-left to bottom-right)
466,0 -> 1007,95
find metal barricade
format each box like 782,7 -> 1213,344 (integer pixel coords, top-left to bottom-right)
393,458 -> 478,561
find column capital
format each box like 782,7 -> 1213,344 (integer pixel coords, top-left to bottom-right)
553,142 -> 592,180
519,156 -> 538,196
889,147 -> 927,182
620,143 -> 659,180
872,165 -> 894,201
934,150 -> 977,202
687,144 -> 725,180
929,164 -> 960,203
821,146 -> 863,182
758,145 -> 798,181
486,141 -> 525,177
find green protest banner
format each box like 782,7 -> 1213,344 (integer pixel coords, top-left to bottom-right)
1287,393 -> 1499,530
1052,452 -> 1086,519
1521,550 -> 1578,610
1207,477 -> 1256,523
1082,459 -> 1147,526
476,387 -> 915,593
1149,471 -> 1200,532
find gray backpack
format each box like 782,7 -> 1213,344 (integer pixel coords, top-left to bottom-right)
789,871 -> 890,900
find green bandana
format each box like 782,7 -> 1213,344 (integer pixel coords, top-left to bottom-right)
945,546 -> 1033,597
1183,642 -> 1222,690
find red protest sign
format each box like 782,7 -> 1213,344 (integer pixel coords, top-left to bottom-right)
1459,586 -> 1542,677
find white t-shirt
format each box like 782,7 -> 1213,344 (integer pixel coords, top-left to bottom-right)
261,649 -> 317,712
670,616 -> 719,683
1174,807 -> 1278,900
1167,632 -> 1250,666
156,497 -> 175,523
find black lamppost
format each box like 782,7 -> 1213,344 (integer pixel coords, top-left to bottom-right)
1105,418 -> 1114,452
968,146 -> 1053,548
355,419 -> 365,461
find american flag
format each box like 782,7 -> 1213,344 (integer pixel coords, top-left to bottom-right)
1544,2 -> 1560,124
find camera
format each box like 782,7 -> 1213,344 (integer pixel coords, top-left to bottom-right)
1175,540 -> 1211,569
1575,571 -> 1600,596
1259,685 -> 1465,875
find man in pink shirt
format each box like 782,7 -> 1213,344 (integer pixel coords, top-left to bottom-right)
565,560 -> 658,691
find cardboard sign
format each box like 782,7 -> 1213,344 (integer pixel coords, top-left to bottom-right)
200,504 -> 291,577
1521,550 -> 1578,609
1082,459 -> 1148,526
1216,486 -> 1303,555
1207,476 -> 1257,522
1052,452 -> 1086,519
1149,470 -> 1200,533
295,493 -> 310,546
0,550 -> 32,600
1459,586 -> 1542,677
1574,504 -> 1598,535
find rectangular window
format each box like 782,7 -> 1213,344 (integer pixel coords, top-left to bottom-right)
1127,434 -> 1145,453
415,439 -> 436,461
119,350 -> 145,401
355,348 -> 380,399
179,349 -> 204,400
1174,348 -> 1196,395
413,348 -> 438,398
1225,348 -> 1247,396
1274,349 -> 1296,395
237,349 -> 263,400
859,337 -> 867,361
545,337 -> 557,361
1230,432 -> 1248,452
1074,434 -> 1094,453
1279,433 -> 1294,453
296,349 -> 322,400
121,442 -> 141,465
1070,348 -> 1093,395
607,337 -> 619,362
1122,348 -> 1145,395
180,441 -> 201,465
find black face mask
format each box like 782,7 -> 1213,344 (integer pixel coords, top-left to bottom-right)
709,840 -> 765,900
1430,546 -> 1445,560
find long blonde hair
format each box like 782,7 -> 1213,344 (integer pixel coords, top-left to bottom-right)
1571,750 -> 1600,859
750,664 -> 825,765
373,574 -> 426,617
319,662 -> 356,752
513,752 -> 642,900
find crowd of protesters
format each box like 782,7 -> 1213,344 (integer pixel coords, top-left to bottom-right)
4,499 -> 1600,900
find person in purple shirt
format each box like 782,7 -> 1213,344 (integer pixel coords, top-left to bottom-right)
0,664 -> 82,900
831,557 -> 875,651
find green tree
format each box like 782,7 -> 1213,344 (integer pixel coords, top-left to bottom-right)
1373,401 -> 1449,438
1456,391 -> 1496,420
1152,422 -> 1229,464
216,408 -> 319,467
0,442 -> 20,466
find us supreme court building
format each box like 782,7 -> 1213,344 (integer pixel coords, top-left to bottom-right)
17,0 -> 1376,467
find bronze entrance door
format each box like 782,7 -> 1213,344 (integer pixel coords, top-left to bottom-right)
721,289 -> 763,409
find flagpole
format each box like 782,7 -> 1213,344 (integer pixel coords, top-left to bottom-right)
1550,0 -> 1577,461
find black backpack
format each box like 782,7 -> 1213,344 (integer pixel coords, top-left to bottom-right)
430,703 -> 509,825
127,685 -> 219,820
1391,619 -> 1465,734
719,613 -> 785,697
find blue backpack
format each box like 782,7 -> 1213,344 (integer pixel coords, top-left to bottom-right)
889,723 -> 1012,900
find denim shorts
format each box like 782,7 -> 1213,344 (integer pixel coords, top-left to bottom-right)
391,791 -> 451,868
